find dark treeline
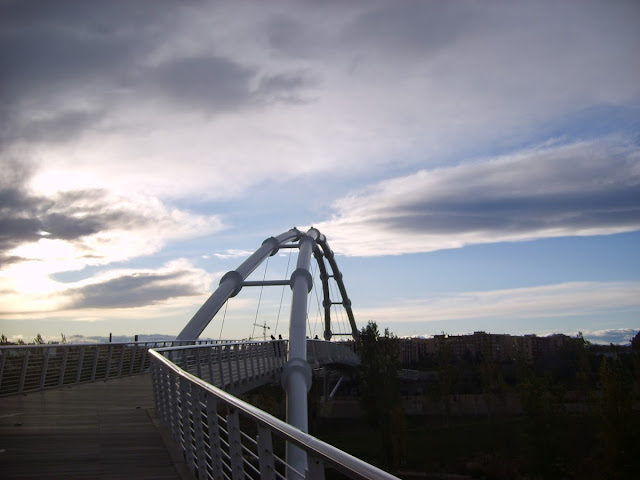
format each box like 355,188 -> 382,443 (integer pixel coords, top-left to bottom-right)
311,326 -> 640,479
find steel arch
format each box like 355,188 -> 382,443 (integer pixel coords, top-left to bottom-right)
176,227 -> 358,342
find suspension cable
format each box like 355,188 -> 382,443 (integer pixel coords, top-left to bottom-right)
250,256 -> 270,340
274,248 -> 293,336
218,299 -> 229,342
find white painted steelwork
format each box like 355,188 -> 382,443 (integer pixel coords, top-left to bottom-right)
150,347 -> 399,480
174,227 -> 359,475
0,340 -> 224,396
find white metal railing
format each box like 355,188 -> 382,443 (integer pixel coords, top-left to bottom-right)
150,347 -> 399,480
306,339 -> 360,368
157,340 -> 288,395
0,340 -> 225,396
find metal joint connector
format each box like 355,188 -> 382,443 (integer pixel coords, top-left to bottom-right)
281,358 -> 312,392
290,268 -> 313,292
220,270 -> 244,297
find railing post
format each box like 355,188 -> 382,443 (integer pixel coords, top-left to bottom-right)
140,346 -> 148,372
226,407 -> 245,480
306,456 -> 326,480
207,347 -> 214,384
168,370 -> 180,441
195,347 -> 202,378
227,345 -> 234,389
205,395 -> 224,479
117,345 -> 126,377
91,347 -> 99,381
0,349 -> 7,388
180,377 -> 196,475
104,344 -> 114,380
192,388 -> 208,479
76,347 -> 85,384
40,348 -> 50,390
234,345 -> 241,387
218,347 -> 225,388
58,348 -> 69,386
19,351 -> 30,394
257,425 -> 276,480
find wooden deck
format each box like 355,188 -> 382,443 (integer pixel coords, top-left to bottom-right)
0,374 -> 191,479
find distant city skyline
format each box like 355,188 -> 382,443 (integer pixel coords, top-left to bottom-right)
1,1 -> 639,346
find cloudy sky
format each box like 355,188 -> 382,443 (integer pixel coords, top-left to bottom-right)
1,0 -> 639,345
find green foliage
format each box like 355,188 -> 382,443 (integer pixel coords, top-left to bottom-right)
33,333 -> 44,345
357,320 -> 406,469
597,351 -> 637,477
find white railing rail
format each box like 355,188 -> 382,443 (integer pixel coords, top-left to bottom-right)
149,348 -> 399,480
156,340 -> 288,395
0,340 -> 227,396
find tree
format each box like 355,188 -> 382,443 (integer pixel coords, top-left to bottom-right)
597,351 -> 635,477
33,333 -> 44,345
357,321 -> 406,469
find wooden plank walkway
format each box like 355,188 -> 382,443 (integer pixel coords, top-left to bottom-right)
0,374 -> 191,480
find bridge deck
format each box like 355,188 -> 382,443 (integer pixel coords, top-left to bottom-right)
0,374 -> 189,480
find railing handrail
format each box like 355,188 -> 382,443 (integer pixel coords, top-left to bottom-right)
152,339 -> 286,353
149,349 -> 398,480
0,339 -> 228,351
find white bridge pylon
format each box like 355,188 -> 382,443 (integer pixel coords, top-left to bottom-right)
176,227 -> 359,476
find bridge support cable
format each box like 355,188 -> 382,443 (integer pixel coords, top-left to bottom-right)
176,228 -> 302,340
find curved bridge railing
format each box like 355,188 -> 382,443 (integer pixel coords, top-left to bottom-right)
0,340 -> 226,397
149,346 -> 397,480
152,339 -> 360,395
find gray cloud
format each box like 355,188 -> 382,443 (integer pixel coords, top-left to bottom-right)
0,162 -> 153,266
69,271 -> 202,309
318,138 -> 640,255
149,55 -> 256,111
343,1 -> 479,56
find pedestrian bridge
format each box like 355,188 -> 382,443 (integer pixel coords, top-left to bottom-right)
0,228 -> 399,480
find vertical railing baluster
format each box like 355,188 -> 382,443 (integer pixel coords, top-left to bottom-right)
226,407 -> 245,480
58,347 -> 69,386
180,377 -> 196,474
257,425 -> 276,480
40,348 -> 49,390
104,344 -> 114,380
207,347 -> 214,385
0,349 -> 7,389
195,347 -> 202,379
218,346 -> 225,388
248,343 -> 256,381
227,345 -> 234,389
140,346 -> 148,372
192,388 -> 208,479
169,370 -> 180,441
18,350 -> 30,394
76,347 -> 85,384
235,345 -> 241,386
117,345 -> 126,377
91,347 -> 99,381
129,344 -> 137,376
206,395 -> 224,479
242,344 -> 249,383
